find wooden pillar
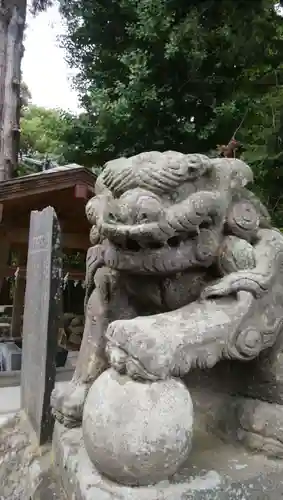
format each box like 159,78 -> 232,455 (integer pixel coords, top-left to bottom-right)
10,248 -> 25,338
10,274 -> 25,338
0,236 -> 11,297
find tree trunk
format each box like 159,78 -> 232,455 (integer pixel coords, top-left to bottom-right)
0,1 -> 26,182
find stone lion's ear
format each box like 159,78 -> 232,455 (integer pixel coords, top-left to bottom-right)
211,157 -> 253,189
229,159 -> 253,189
86,196 -> 100,225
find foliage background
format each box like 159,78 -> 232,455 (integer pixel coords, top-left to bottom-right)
20,0 -> 283,225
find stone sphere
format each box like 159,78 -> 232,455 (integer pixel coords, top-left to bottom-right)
82,368 -> 194,486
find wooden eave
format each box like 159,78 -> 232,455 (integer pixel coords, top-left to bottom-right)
0,168 -> 97,249
0,167 -> 96,202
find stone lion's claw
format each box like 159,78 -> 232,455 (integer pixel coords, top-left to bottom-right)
106,342 -> 160,381
105,344 -> 127,373
125,357 -> 159,381
51,382 -> 90,427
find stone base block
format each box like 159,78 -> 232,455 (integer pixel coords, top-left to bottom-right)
53,419 -> 283,500
189,389 -> 283,459
0,342 -> 22,371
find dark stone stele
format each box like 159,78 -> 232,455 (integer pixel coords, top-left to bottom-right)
21,206 -> 62,445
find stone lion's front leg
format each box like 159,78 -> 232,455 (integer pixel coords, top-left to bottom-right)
106,290 -> 260,381
105,228 -> 283,382
51,268 -> 137,427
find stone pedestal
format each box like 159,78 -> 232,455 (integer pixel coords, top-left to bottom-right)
53,422 -> 283,500
53,388 -> 283,500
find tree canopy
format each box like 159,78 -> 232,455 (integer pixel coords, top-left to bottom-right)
19,105 -> 70,161
16,1 -> 283,224
59,1 -> 283,155
56,0 -> 283,224
18,101 -> 98,172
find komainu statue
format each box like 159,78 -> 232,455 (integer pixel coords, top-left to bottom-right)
52,151 -> 283,487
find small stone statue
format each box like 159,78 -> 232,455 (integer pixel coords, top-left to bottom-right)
51,151 -> 283,486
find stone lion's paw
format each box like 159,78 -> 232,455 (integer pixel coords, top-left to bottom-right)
106,340 -> 160,382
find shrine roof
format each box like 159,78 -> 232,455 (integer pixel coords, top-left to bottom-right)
0,164 -> 96,202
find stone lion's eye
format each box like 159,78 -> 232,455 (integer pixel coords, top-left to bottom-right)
139,212 -> 148,221
188,166 -> 196,174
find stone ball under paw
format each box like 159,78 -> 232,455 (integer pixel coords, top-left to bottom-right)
82,368 -> 194,486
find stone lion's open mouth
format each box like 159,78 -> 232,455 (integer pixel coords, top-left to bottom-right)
103,230 -> 218,275
112,234 -> 188,252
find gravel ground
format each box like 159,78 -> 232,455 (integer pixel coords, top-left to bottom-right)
0,412 -> 66,500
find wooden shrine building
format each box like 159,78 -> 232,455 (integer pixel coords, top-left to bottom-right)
0,164 -> 96,341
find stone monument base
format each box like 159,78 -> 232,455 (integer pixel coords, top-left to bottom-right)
53,389 -> 283,500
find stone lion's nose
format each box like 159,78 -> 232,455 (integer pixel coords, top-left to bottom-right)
105,205 -> 134,225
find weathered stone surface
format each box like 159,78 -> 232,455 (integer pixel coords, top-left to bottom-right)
82,368 -> 193,486
21,206 -> 62,445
